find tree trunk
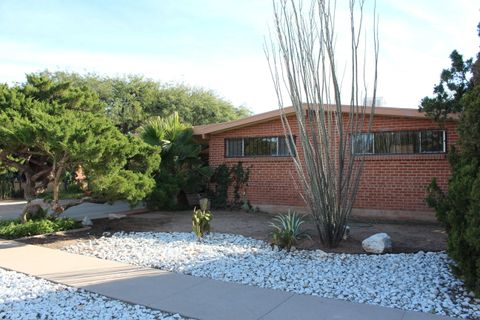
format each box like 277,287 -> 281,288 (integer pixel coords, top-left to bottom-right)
20,171 -> 36,223
50,156 -> 67,218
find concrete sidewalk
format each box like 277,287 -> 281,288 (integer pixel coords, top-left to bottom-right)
0,240 -> 456,320
0,200 -> 145,221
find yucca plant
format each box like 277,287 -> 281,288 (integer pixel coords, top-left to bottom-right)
192,206 -> 213,240
270,211 -> 310,251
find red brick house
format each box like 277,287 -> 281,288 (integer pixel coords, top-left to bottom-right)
193,106 -> 458,221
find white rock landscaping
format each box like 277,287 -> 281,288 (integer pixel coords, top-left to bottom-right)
0,268 -> 186,320
362,232 -> 392,254
64,232 -> 480,319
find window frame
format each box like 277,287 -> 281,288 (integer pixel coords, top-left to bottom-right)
225,136 -> 296,158
352,129 -> 447,156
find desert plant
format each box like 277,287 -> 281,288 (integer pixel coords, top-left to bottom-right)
270,211 -> 310,251
266,0 -> 379,247
192,206 -> 213,240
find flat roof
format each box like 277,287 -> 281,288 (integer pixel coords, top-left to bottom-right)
192,105 -> 452,136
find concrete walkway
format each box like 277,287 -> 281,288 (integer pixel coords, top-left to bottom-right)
0,200 -> 145,221
0,240 -> 456,320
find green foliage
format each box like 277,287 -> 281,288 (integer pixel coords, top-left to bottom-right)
270,211 -> 310,251
192,207 -> 213,239
48,72 -> 159,134
47,71 -> 251,128
0,73 -> 160,208
425,23 -> 480,297
0,218 -> 79,239
0,172 -> 18,199
149,84 -> 251,125
209,163 -> 250,209
209,164 -> 232,209
419,50 -> 473,123
140,113 -> 210,209
231,162 -> 250,209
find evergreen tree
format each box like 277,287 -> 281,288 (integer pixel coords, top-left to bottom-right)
425,23 -> 480,296
0,73 -> 160,219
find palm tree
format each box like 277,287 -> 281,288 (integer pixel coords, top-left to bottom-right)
139,113 -> 210,208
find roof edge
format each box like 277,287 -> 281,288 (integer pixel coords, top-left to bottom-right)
193,105 -> 457,136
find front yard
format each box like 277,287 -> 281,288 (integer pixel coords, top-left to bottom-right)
9,210 -> 478,319
19,210 -> 447,253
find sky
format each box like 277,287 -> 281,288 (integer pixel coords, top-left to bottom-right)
0,0 -> 478,114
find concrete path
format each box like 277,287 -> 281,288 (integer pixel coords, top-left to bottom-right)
0,240 -> 456,320
0,200 -> 145,221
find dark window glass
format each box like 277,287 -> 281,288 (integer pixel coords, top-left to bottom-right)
278,136 -> 295,156
421,130 -> 444,153
352,133 -> 374,154
374,131 -> 419,154
353,130 -> 445,155
226,138 -> 243,157
225,136 -> 295,157
244,137 -> 277,156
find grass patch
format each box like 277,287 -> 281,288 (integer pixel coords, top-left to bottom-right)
0,218 -> 80,239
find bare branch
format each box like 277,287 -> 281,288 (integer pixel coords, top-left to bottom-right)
266,0 -> 379,247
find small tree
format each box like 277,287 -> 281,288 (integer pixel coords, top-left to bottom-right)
140,113 -> 210,209
0,74 -> 160,220
266,0 -> 379,247
425,22 -> 480,296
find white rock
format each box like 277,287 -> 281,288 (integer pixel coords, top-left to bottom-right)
62,232 -> 480,319
0,268 -> 185,319
81,216 -> 93,227
362,233 -> 392,254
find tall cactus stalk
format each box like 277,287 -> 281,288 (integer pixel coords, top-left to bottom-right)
266,0 -> 379,247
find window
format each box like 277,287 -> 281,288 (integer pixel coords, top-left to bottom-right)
352,130 -> 445,155
225,136 -> 295,157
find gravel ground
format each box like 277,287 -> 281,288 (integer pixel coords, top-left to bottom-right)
64,232 -> 480,319
0,268 -> 187,320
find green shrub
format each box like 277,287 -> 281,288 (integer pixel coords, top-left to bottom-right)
192,206 -> 213,240
427,153 -> 480,297
270,211 -> 310,251
209,162 -> 251,209
0,218 -> 79,239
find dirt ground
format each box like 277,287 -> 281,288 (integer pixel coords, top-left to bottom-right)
18,210 -> 447,254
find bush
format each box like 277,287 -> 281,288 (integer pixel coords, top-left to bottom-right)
427,86 -> 480,297
0,218 -> 79,239
192,205 -> 213,240
209,162 -> 251,209
270,211 -> 310,251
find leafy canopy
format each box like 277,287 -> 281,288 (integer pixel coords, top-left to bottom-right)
419,50 -> 473,123
140,113 -> 210,209
45,71 -> 251,132
0,73 -> 160,206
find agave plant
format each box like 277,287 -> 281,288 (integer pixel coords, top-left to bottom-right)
270,210 -> 310,251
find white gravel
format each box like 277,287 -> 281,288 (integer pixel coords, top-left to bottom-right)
0,267 -> 187,320
64,232 -> 480,319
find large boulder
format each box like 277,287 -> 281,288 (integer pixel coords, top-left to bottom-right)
362,233 -> 392,254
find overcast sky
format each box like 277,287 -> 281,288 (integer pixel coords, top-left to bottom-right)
0,0 -> 478,114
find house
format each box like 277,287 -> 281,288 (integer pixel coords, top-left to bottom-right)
193,106 -> 458,222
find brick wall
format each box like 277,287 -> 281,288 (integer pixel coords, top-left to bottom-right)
207,113 -> 458,213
